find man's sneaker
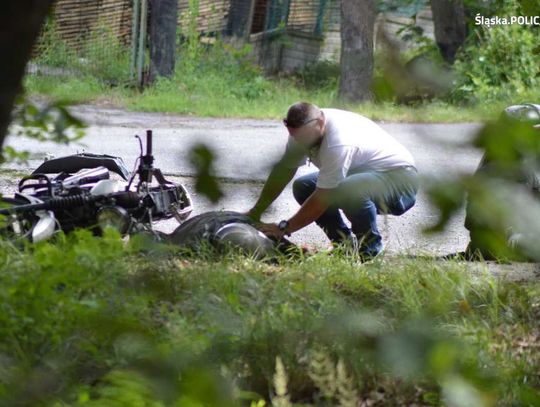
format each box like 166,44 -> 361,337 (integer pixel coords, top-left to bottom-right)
332,234 -> 384,262
357,243 -> 385,262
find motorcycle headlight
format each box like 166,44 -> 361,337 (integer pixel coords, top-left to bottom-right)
97,206 -> 131,234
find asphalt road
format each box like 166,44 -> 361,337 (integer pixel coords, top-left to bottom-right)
5,105 -> 485,255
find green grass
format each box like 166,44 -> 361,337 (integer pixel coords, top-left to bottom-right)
25,41 -> 540,124
25,73 -> 516,123
125,78 -> 337,119
1,230 -> 539,405
27,70 -> 539,124
25,75 -> 127,106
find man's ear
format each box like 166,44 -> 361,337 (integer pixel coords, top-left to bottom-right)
318,111 -> 325,131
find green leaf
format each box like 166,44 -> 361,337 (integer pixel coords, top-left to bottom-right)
189,143 -> 223,203
424,180 -> 466,233
4,96 -> 87,164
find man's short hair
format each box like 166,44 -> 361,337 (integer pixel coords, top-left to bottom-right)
284,102 -> 321,128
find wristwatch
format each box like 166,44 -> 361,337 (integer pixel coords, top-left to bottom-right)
278,220 -> 291,236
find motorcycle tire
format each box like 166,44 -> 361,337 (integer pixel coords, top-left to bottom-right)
166,211 -> 299,259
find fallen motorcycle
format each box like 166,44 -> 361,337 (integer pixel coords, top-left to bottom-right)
166,210 -> 307,260
0,130 -> 193,242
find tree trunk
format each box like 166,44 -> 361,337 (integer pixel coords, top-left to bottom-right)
149,0 -> 178,83
430,0 -> 467,64
338,0 -> 376,102
0,1 -> 55,151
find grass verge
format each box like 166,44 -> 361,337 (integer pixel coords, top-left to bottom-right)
1,231 -> 539,405
25,21 -> 540,123
25,74 -> 518,123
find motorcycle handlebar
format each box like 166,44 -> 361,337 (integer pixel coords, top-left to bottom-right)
0,194 -> 93,215
0,189 -> 141,217
146,130 -> 153,156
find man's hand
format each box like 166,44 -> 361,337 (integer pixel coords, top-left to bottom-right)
258,222 -> 284,239
257,188 -> 331,240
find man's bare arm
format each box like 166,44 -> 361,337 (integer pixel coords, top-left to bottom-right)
258,187 -> 331,238
287,188 -> 330,233
248,162 -> 297,220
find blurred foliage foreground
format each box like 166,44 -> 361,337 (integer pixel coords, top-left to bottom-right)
0,228 -> 539,406
6,12 -> 540,399
426,106 -> 540,263
2,92 -> 540,407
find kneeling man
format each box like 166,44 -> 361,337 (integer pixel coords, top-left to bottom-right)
248,102 -> 419,258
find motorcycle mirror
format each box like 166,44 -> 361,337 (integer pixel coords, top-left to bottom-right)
135,135 -> 143,156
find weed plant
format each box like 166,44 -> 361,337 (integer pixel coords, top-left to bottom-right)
27,20 -> 131,102
126,41 -> 337,118
451,24 -> 540,104
0,231 -> 539,405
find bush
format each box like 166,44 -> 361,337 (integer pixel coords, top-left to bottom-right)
449,24 -> 540,103
33,21 -> 78,70
32,20 -> 131,86
293,60 -> 340,91
1,229 -> 539,405
80,23 -> 131,84
198,42 -> 272,100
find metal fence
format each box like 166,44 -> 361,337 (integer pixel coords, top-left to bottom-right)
29,0 -> 433,81
45,0 -> 132,50
31,0 -> 333,80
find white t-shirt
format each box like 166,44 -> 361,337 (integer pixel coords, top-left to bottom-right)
284,108 -> 415,189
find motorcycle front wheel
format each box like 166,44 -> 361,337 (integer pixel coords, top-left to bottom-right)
0,197 -> 41,242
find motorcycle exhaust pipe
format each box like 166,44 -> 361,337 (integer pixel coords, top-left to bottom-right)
63,166 -> 110,188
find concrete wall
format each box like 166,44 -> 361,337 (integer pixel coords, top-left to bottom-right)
319,3 -> 435,63
249,30 -> 283,72
250,3 -> 435,73
249,29 -> 324,74
281,30 -> 324,72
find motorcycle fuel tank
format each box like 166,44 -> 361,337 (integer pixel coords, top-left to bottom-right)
90,179 -> 127,196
